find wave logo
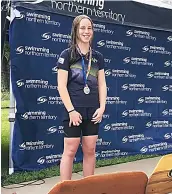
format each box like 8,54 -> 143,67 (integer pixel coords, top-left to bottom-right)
164,133 -> 172,140
37,156 -> 45,165
164,60 -> 172,67
147,72 -> 154,78
47,126 -> 58,134
105,69 -> 111,76
52,66 -> 58,74
17,13 -> 25,20
121,84 -> 128,91
104,124 -> 111,131
142,46 -> 149,52
16,79 -> 24,87
15,11 -> 25,20
122,136 -> 128,143
123,57 -> 130,64
16,46 -> 24,54
162,109 -> 169,116
38,154 -> 62,164
21,112 -> 29,120
19,142 -> 26,150
97,40 -> 105,47
140,146 -> 148,153
126,30 -> 133,36
37,96 -> 47,104
146,121 -> 152,128
167,35 -> 172,42
162,85 -> 169,91
138,97 -> 144,104
122,110 -> 128,117
42,32 -> 51,40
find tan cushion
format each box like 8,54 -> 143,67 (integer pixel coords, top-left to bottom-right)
48,171 -> 148,194
146,154 -> 172,194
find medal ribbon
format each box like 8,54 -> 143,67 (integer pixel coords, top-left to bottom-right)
77,46 -> 92,87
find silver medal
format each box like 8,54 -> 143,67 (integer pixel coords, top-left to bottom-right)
83,86 -> 90,94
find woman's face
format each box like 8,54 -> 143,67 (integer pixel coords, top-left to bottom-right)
77,18 -> 93,44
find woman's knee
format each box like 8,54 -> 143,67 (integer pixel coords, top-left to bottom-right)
83,146 -> 96,156
63,138 -> 80,158
63,148 -> 77,158
82,136 -> 97,156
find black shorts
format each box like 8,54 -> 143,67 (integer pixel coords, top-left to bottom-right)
63,120 -> 99,138
62,107 -> 99,121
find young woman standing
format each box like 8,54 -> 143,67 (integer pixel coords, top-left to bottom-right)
57,15 -> 107,181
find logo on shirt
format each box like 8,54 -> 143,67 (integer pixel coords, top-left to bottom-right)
92,57 -> 98,63
58,57 -> 64,64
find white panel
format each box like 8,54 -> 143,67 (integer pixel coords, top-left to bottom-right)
132,0 -> 172,9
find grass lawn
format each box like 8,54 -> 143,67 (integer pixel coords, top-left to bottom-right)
1,100 -> 10,174
1,100 -> 160,186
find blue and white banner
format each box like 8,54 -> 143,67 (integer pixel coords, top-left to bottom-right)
12,0 -> 172,32
10,6 -> 172,171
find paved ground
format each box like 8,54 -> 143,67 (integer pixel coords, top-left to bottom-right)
1,156 -> 161,194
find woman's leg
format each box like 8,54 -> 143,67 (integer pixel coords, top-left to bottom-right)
82,135 -> 98,177
60,137 -> 80,181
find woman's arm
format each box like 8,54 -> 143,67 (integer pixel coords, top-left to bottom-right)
57,69 -> 74,112
57,69 -> 82,126
98,69 -> 107,111
92,69 -> 107,123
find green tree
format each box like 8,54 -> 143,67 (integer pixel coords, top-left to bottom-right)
2,41 -> 10,92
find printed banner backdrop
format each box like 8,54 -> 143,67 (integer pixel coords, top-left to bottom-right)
12,0 -> 172,32
10,6 -> 172,171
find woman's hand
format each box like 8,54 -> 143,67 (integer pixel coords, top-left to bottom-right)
91,107 -> 105,124
69,111 -> 82,127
